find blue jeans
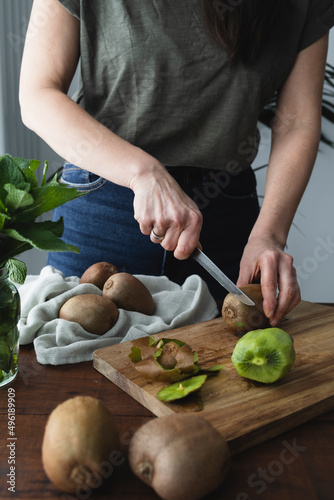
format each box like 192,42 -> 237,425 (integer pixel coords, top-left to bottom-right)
47,163 -> 259,302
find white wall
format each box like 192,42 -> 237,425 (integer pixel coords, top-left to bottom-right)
2,4 -> 333,301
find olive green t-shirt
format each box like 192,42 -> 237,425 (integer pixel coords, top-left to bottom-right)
58,0 -> 334,171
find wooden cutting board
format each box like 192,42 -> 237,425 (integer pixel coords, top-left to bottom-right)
93,301 -> 334,455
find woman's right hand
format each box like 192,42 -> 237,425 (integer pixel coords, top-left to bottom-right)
131,164 -> 203,260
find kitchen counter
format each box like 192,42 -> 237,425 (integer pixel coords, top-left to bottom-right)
1,333 -> 334,500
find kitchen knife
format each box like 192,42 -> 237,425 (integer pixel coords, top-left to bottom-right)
191,248 -> 255,306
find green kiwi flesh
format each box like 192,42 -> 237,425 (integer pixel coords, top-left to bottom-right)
231,328 -> 295,383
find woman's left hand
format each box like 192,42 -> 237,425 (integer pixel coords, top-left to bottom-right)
237,235 -> 301,327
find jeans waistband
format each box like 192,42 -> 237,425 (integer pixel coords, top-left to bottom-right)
166,166 -> 257,197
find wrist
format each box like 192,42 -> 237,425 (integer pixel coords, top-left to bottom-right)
128,149 -> 166,192
248,219 -> 287,250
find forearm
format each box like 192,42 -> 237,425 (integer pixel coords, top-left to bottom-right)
249,124 -> 320,248
249,33 -> 327,250
20,87 -> 162,189
237,126 -> 318,321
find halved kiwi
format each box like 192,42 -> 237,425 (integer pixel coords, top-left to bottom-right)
231,328 -> 296,384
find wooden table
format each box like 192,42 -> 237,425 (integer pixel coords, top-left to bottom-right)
1,339 -> 334,500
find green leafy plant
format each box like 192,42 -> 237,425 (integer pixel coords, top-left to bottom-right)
0,154 -> 85,284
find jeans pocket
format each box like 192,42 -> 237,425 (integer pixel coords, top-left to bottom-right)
60,163 -> 107,192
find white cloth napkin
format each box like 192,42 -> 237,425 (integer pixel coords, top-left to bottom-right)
18,266 -> 218,365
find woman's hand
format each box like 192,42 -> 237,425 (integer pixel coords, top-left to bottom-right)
131,165 -> 203,260
237,235 -> 301,327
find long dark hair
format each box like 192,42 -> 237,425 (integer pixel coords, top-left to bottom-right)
202,0 -> 283,66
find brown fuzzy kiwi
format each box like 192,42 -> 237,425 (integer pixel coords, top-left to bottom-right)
103,272 -> 155,315
79,262 -> 119,289
128,413 -> 230,500
42,396 -> 120,493
59,294 -> 119,334
222,284 -> 270,333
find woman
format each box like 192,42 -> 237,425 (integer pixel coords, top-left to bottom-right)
19,0 -> 334,325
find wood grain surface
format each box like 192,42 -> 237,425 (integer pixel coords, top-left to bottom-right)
94,301 -> 334,455
1,308 -> 333,500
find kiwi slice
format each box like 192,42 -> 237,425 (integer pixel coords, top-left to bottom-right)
157,375 -> 208,402
231,328 -> 296,384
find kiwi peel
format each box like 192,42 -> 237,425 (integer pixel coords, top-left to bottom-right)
231,327 -> 296,383
157,375 -> 208,402
129,336 -> 223,403
130,337 -> 199,382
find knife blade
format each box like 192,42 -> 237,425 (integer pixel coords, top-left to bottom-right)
191,248 -> 255,306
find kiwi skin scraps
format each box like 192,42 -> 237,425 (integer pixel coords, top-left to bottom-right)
129,336 -> 223,402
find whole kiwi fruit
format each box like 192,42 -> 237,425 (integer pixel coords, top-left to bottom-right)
42,396 -> 120,493
128,413 -> 230,500
222,284 -> 270,333
79,262 -> 119,290
59,294 -> 119,334
103,272 -> 155,315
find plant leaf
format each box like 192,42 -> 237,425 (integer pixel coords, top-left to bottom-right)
0,154 -> 86,267
3,221 -> 80,253
4,184 -> 34,212
41,161 -> 48,187
48,172 -> 60,186
13,157 -> 40,188
0,198 -> 10,231
0,239 -> 33,267
0,155 -> 27,200
12,157 -> 39,173
12,184 -> 85,223
0,337 -> 12,373
7,258 -> 27,284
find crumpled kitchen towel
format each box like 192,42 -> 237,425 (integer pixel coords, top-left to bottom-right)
18,266 -> 219,365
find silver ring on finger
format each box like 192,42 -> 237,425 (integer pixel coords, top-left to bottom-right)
150,229 -> 165,241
